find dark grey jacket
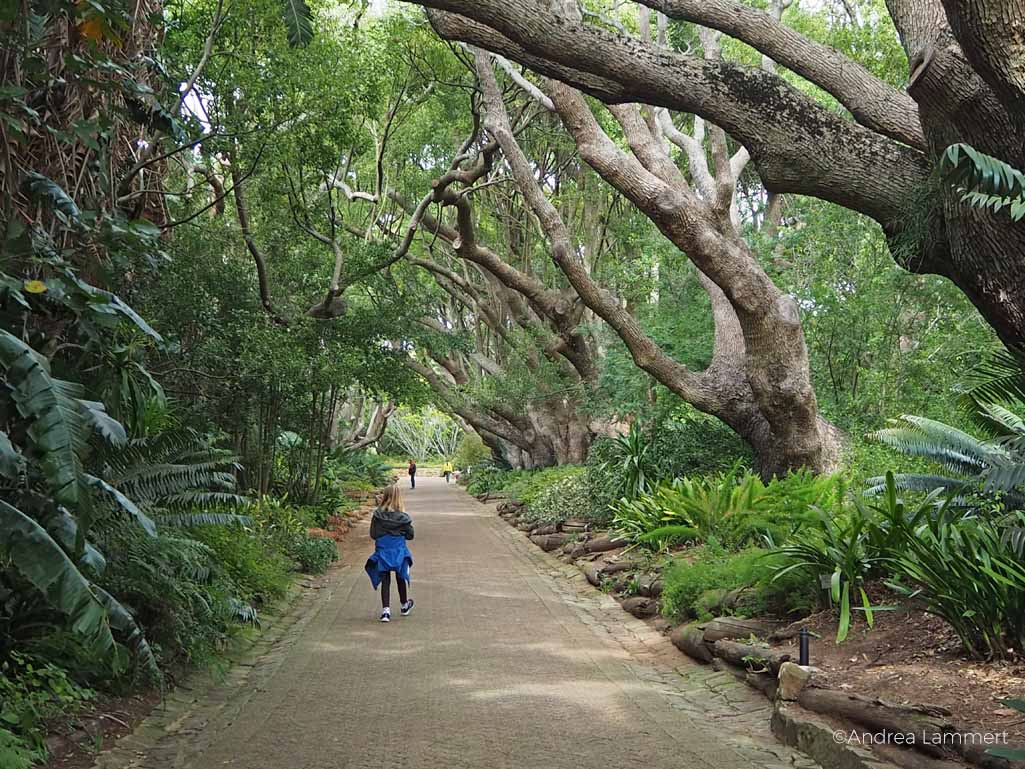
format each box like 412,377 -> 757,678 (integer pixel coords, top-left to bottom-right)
369,508 -> 414,541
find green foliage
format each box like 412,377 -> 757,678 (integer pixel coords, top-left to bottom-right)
452,432 -> 492,470
519,474 -> 594,526
612,468 -> 841,550
940,144 -> 1025,222
503,466 -> 586,508
868,410 -> 1025,497
464,463 -> 520,496
0,727 -> 42,769
882,491 -> 1025,659
249,498 -> 338,574
660,544 -> 813,622
601,423 -> 656,500
0,652 -> 95,751
186,525 -> 292,605
772,504 -> 882,642
94,528 -> 256,669
290,536 -> 338,574
329,450 -> 393,488
282,0 -> 315,46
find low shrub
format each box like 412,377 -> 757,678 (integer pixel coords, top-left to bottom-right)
291,536 -> 339,574
612,468 -> 842,550
881,491 -> 1025,658
520,473 -> 593,526
249,498 -> 339,575
504,465 -> 585,507
0,652 -> 95,753
464,463 -> 522,495
96,528 -> 257,669
187,524 -> 292,605
660,544 -> 815,622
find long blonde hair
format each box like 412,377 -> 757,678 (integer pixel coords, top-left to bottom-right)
379,484 -> 405,512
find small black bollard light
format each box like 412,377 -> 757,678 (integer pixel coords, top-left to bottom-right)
799,626 -> 810,666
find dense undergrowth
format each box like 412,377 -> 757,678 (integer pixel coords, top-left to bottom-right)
464,389 -> 1025,662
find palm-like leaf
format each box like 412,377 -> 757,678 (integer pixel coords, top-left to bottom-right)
100,428 -> 246,514
281,0 -> 313,46
864,473 -> 970,495
156,511 -> 252,527
870,415 -> 1001,475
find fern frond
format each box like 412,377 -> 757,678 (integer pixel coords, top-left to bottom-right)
156,511 -> 252,527
160,491 -> 249,511
864,473 -> 972,496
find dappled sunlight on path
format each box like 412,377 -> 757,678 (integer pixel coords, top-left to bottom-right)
110,477 -> 820,769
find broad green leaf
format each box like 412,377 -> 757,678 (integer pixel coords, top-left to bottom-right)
837,582 -> 851,642
0,430 -> 25,479
282,0 -> 314,46
0,500 -> 116,658
21,172 -> 80,219
0,331 -> 86,505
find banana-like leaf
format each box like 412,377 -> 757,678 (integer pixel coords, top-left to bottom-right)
0,429 -> 25,479
0,331 -> 86,505
0,500 -> 116,658
61,270 -> 163,343
282,0 -> 314,46
78,399 -> 127,447
21,172 -> 80,219
92,585 -> 161,680
39,506 -> 108,574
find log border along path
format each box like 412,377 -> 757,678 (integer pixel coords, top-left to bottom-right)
91,476 -> 822,769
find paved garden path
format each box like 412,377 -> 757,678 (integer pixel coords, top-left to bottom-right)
98,477 -> 820,769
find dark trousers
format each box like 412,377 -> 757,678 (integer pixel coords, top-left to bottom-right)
409,473 -> 415,488
380,571 -> 408,608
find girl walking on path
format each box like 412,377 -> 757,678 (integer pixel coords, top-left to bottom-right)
407,459 -> 417,489
365,485 -> 415,623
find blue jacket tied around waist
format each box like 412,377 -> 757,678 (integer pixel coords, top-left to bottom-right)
365,508 -> 414,588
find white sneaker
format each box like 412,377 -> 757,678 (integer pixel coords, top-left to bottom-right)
380,608 -> 391,622
400,599 -> 415,616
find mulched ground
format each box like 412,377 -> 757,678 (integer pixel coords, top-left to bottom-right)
788,591 -> 1025,746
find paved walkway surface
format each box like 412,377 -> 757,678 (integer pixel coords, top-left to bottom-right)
96,477 -> 820,769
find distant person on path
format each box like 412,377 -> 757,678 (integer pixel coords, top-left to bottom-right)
442,460 -> 453,483
365,485 -> 414,623
407,459 -> 417,489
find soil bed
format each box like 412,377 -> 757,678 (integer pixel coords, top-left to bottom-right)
800,601 -> 1025,747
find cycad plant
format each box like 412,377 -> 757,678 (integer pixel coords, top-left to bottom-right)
99,428 -> 249,527
868,409 -> 1025,497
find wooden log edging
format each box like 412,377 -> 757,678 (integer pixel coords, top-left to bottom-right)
489,502 -> 1020,769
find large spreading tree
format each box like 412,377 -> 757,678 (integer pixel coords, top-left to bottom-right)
397,0 -> 1025,353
